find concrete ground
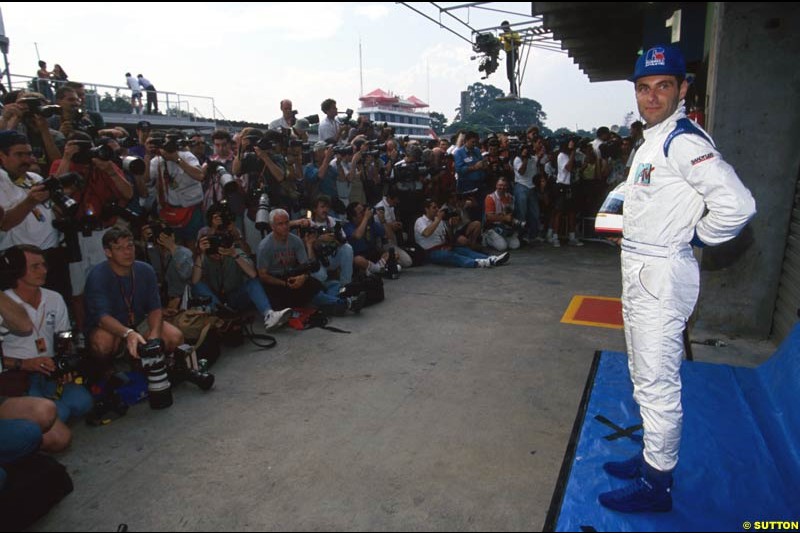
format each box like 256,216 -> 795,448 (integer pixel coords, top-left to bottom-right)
30,242 -> 776,532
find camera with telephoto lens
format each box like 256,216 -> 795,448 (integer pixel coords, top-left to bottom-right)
121,156 -> 146,175
503,205 -> 527,232
333,145 -> 354,157
172,344 -> 214,391
207,161 -> 237,194
250,188 -> 271,232
138,339 -> 173,410
41,172 -> 82,216
17,96 -> 62,119
71,140 -> 114,165
51,331 -> 82,380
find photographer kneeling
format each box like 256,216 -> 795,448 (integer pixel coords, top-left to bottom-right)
483,177 -> 521,252
194,206 -> 291,332
0,245 -> 92,441
85,227 -> 183,369
257,210 -> 364,317
414,199 -> 508,269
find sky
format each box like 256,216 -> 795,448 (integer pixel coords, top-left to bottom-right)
0,2 -> 637,132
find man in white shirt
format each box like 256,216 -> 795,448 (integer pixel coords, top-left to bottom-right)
414,199 -> 508,269
1,245 -> 93,442
0,131 -> 71,302
125,73 -> 142,115
318,98 -> 342,144
549,139 -> 583,247
269,99 -> 296,132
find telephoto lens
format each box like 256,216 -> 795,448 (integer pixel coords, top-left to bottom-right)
255,193 -> 271,231
138,339 -> 173,409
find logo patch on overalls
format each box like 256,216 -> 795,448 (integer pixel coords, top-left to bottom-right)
634,163 -> 654,186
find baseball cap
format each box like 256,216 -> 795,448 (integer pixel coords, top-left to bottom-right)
136,120 -> 152,130
0,130 -> 30,150
313,140 -> 328,151
629,44 -> 686,82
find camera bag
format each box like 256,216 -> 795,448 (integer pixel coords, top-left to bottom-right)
343,274 -> 385,307
0,453 -> 73,531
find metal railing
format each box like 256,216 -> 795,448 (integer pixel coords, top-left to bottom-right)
6,74 -> 217,122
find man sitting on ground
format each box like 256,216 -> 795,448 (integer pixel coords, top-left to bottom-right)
84,227 -> 183,367
414,199 -> 509,269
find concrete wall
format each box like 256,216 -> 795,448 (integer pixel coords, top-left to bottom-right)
698,2 -> 800,338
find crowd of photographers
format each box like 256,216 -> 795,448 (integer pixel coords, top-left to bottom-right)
0,87 -> 638,485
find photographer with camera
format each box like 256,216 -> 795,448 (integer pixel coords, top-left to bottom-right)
193,206 -> 290,331
547,139 -> 583,247
141,222 -> 193,312
347,115 -> 377,144
0,290 -> 70,464
257,209 -> 360,316
269,99 -> 296,132
0,131 -> 71,303
306,195 -> 354,284
0,92 -> 63,169
373,190 -> 413,269
392,143 -> 427,245
454,131 -> 487,197
47,85 -> 98,141
304,141 -> 340,214
415,199 -> 508,269
0,245 -> 93,428
343,201 -> 399,277
148,132 -> 204,247
85,227 -> 183,366
318,99 -> 342,144
482,137 -> 513,191
203,130 -> 247,230
50,131 -> 134,330
513,139 -> 544,244
483,177 -> 520,252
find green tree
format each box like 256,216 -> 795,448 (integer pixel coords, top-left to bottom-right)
98,91 -> 133,113
429,111 -> 448,135
446,82 -> 547,135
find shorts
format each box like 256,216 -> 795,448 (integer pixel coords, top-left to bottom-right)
552,184 -> 574,212
131,91 -> 142,98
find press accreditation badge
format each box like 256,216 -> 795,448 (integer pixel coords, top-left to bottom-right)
35,337 -> 47,354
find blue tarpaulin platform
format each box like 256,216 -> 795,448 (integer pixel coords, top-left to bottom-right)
545,325 -> 800,532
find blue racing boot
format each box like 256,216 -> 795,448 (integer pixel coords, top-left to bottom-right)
598,462 -> 673,513
603,451 -> 643,479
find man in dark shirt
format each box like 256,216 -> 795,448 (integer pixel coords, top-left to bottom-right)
85,227 -> 183,362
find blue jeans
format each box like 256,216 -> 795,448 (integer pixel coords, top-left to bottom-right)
193,278 -> 272,315
0,419 -> 41,463
311,281 -> 346,314
311,244 -> 354,285
514,183 -> 540,239
27,374 -> 93,423
428,246 -> 488,268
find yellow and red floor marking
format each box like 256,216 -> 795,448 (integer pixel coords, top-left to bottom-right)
561,295 -> 624,330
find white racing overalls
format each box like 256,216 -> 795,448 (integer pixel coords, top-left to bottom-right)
620,105 -> 756,472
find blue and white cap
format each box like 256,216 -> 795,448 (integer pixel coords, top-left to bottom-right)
629,44 -> 686,82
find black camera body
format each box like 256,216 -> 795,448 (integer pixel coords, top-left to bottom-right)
51,331 -> 82,380
394,162 -> 430,182
41,172 -> 82,216
207,232 -> 235,255
149,222 -> 174,244
18,97 -> 61,119
287,259 -> 321,278
333,146 -> 354,157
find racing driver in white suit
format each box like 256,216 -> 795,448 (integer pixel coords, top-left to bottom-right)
598,45 -> 756,513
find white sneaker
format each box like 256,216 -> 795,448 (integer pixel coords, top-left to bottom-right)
533,236 -> 545,243
489,251 -> 510,266
568,238 -> 584,247
551,236 -> 561,247
264,308 -> 292,331
475,258 -> 492,268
